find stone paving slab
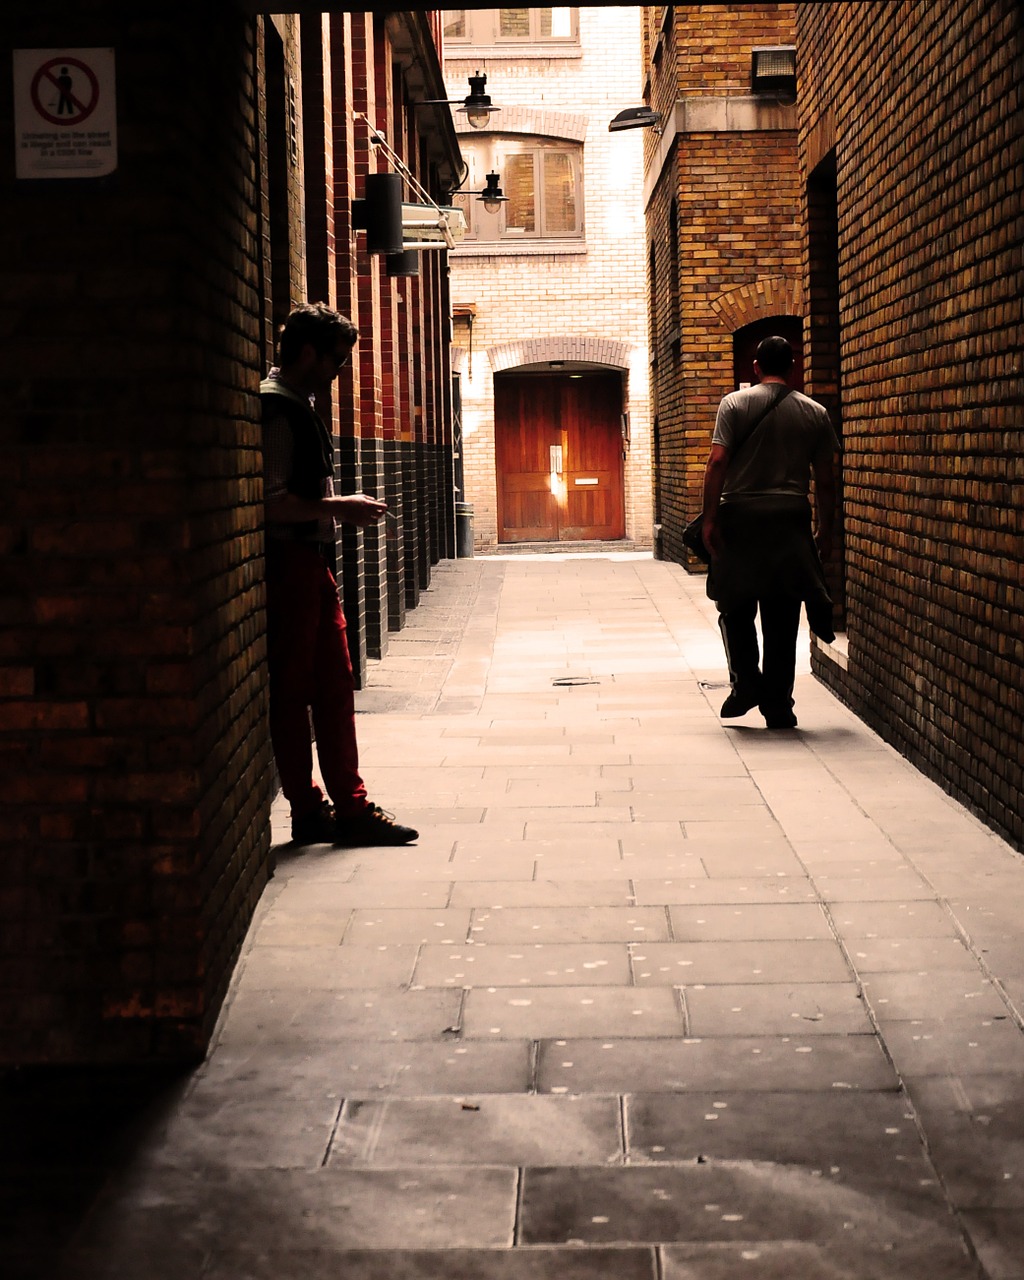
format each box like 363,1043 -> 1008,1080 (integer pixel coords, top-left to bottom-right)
517,1162 -> 961,1249
534,856 -> 709,880
694,848 -> 819,878
199,1039 -> 534,1100
631,940 -> 852,986
252,907 -> 352,946
631,877 -> 820,905
861,970 -> 1008,1021
659,1240 -> 978,1280
346,855 -> 537,882
447,879 -> 635,907
682,982 -> 875,1037
905,1074 -> 1024,1211
414,942 -> 631,988
135,1092 -> 340,1169
624,1090 -> 928,1178
329,1095 -> 623,1166
815,872 -> 941,901
216,988 -> 464,1047
666,902 -> 833,940
880,1015 -> 1024,1078
202,1247 -> 661,1280
270,878 -> 455,908
65,1164 -> 519,1260
237,943 -> 419,990
466,906 -> 671,944
460,986 -> 685,1040
344,908 -> 473,944
843,934 -> 978,973
535,1035 -> 897,1094
829,899 -> 962,937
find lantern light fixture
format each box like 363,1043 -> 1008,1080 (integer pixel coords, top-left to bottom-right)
418,72 -> 500,130
470,172 -> 509,214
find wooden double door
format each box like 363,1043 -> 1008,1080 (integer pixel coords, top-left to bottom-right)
495,372 -> 625,543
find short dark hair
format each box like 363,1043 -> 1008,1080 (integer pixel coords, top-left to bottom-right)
277,303 -> 358,366
754,335 -> 794,377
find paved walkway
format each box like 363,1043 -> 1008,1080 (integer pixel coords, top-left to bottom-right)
46,556 -> 1024,1277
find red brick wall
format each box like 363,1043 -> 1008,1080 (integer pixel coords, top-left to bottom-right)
0,3 -> 272,1061
798,0 -> 1024,848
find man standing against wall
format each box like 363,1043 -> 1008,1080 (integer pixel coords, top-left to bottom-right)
262,302 -> 418,846
700,335 -> 839,729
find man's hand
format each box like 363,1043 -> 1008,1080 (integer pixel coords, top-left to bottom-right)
334,493 -> 388,527
702,514 -> 724,562
701,444 -> 732,562
815,530 -> 833,562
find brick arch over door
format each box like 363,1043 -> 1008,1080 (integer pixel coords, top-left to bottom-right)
709,276 -> 803,333
488,337 -> 633,372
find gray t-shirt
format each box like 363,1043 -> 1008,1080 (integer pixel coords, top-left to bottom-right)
712,383 -> 839,501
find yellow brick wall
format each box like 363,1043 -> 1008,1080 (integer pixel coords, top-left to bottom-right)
644,4 -> 800,564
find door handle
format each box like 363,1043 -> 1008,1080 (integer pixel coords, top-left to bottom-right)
549,445 -> 563,475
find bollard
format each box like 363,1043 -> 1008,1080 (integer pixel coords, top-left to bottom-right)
453,501 -> 473,558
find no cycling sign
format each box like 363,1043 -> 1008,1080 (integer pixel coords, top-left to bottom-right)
13,48 -> 117,180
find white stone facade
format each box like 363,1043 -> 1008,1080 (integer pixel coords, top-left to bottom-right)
444,6 -> 652,549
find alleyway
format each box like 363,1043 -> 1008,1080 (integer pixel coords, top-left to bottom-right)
17,555 -> 1024,1278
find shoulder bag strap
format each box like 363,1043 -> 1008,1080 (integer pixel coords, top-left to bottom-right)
730,385 -> 793,461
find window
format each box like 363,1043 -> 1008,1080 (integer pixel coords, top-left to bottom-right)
443,9 -> 578,48
498,8 -> 575,40
443,11 -> 466,40
454,137 -> 584,244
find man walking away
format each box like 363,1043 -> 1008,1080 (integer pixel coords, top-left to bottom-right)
262,302 -> 418,845
700,335 -> 839,730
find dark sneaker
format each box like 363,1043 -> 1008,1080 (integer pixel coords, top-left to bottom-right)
291,799 -> 337,845
720,689 -> 761,718
762,708 -> 798,730
336,803 -> 418,847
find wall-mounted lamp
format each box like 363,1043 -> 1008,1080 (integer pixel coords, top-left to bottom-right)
751,46 -> 797,98
608,106 -> 663,135
465,172 -> 509,214
418,72 -> 500,130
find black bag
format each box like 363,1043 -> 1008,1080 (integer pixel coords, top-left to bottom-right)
682,386 -> 793,564
682,512 -> 711,563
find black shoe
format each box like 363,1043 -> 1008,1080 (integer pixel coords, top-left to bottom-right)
762,708 -> 798,730
336,803 -> 418,847
720,689 -> 761,718
291,799 -> 337,845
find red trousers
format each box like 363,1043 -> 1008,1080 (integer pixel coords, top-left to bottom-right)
265,542 -> 368,819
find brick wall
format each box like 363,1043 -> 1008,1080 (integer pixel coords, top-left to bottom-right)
445,6 -> 653,549
798,0 -> 1024,849
644,3 -> 800,566
0,2 -> 272,1061
331,12 -> 458,667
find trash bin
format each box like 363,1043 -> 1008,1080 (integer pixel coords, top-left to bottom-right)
455,501 -> 474,558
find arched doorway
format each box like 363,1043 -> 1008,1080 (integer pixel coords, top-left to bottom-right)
494,368 -> 626,542
733,315 -> 804,390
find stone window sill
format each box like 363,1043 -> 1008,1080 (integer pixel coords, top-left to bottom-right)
451,240 -> 587,259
